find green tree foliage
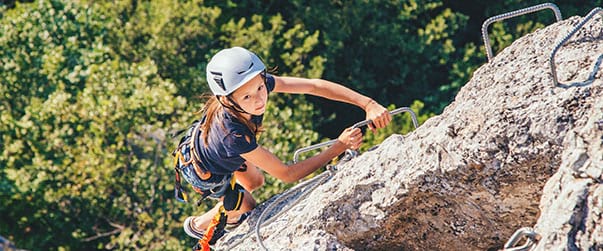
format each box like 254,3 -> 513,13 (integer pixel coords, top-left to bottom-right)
206,0 -> 471,135
0,1 -> 190,249
88,0 -> 327,202
89,0 -> 222,100
1,0 -> 601,250
0,0 -> 323,249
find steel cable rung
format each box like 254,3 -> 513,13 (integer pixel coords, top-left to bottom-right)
482,3 -> 562,62
550,7 -> 603,86
293,107 -> 419,163
503,227 -> 540,251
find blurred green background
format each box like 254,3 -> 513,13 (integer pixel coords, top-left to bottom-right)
1,0 -> 600,249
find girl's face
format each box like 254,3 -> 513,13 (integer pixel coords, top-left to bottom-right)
230,73 -> 268,116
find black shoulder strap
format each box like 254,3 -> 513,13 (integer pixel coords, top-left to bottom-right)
192,114 -> 206,160
169,119 -> 197,157
191,118 -> 205,166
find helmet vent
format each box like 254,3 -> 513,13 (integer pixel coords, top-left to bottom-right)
210,71 -> 226,91
236,62 -> 254,74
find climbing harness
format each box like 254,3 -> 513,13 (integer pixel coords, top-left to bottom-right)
172,119 -> 212,205
224,107 -> 419,251
502,227 -> 540,251
193,176 -> 244,251
171,118 -> 247,250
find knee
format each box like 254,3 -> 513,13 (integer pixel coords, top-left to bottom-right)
248,174 -> 264,191
236,163 -> 265,192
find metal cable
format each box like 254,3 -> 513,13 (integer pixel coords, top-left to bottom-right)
550,7 -> 603,86
502,227 -> 540,251
482,3 -> 562,62
255,170 -> 334,251
293,107 -> 419,163
221,169 -> 334,250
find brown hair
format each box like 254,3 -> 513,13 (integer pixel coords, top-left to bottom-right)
199,95 -> 264,146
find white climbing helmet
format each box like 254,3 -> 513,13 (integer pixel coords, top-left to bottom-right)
206,47 -> 266,96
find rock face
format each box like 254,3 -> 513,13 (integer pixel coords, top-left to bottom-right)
533,90 -> 603,250
216,15 -> 603,250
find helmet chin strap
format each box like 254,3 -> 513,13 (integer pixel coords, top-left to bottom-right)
217,95 -> 250,115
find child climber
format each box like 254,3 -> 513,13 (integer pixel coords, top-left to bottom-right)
176,46 -> 392,245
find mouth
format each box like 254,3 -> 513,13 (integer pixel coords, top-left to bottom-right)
256,104 -> 265,111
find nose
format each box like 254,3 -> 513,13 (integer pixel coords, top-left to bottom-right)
255,92 -> 266,105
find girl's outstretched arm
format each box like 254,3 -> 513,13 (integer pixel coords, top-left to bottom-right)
241,127 -> 362,183
273,76 -> 392,131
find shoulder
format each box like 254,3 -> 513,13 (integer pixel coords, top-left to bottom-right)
222,118 -> 258,154
265,73 -> 276,93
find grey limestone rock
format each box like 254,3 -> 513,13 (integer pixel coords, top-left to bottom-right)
217,14 -> 603,251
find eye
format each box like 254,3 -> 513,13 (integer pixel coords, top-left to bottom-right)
258,84 -> 264,91
242,95 -> 251,100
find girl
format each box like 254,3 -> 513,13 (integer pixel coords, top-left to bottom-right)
179,47 -> 392,240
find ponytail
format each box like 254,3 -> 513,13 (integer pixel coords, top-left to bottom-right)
199,95 -> 223,146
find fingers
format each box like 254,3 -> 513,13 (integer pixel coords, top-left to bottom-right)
370,109 -> 392,129
338,127 -> 363,150
347,127 -> 362,150
350,127 -> 362,138
368,120 -> 377,134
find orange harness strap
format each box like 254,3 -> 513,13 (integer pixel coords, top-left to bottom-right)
193,177 -> 239,250
193,206 -> 227,251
